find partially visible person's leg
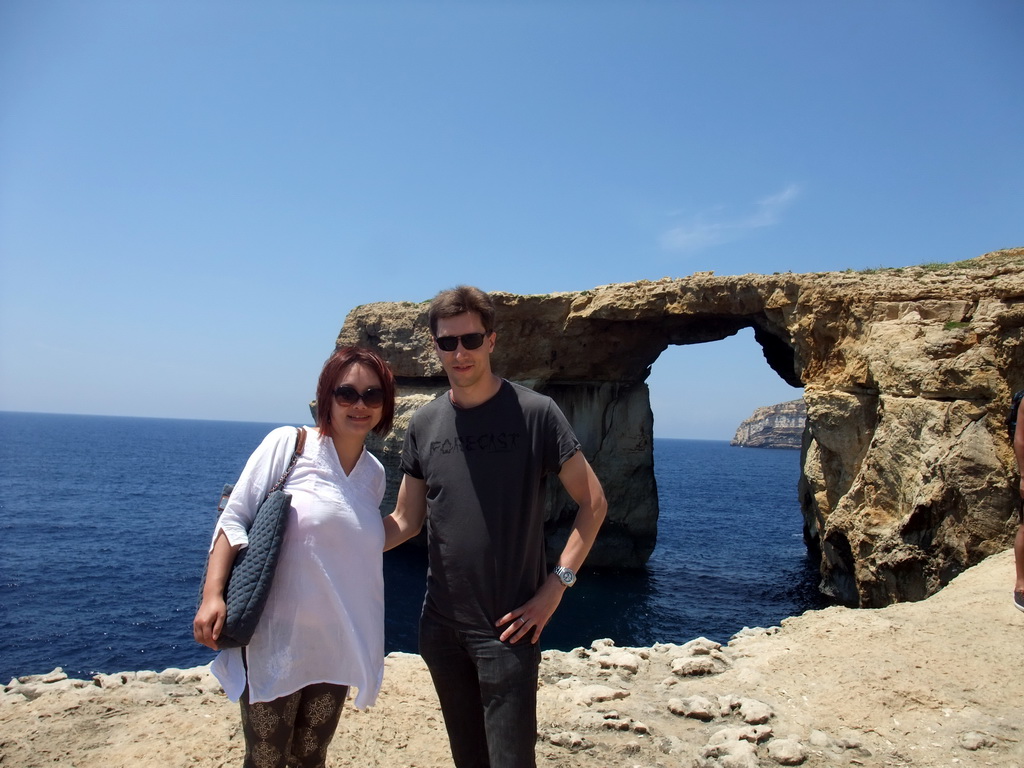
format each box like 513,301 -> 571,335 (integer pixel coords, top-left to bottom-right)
240,687 -> 302,768
470,635 -> 541,768
289,683 -> 349,768
1014,511 -> 1024,612
419,615 -> 490,768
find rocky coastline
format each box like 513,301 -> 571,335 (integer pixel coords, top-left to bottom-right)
3,548 -> 1021,767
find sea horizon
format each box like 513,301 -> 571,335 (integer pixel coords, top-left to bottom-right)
0,409 -> 753,445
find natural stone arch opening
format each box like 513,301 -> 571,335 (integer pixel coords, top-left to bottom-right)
541,314 -> 806,570
647,327 -> 803,439
643,332 -> 819,613
645,329 -> 811,575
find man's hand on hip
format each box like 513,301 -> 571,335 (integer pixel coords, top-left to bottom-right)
496,574 -> 567,645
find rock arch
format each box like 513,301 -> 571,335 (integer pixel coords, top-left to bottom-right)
338,249 -> 1024,608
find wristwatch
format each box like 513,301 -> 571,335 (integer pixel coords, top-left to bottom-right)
553,565 -> 577,587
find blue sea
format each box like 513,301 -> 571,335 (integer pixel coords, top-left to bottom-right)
0,411 -> 828,682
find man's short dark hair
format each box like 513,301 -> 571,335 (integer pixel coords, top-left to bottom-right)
428,286 -> 496,337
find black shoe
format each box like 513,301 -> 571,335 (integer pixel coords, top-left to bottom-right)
1015,591 -> 1024,613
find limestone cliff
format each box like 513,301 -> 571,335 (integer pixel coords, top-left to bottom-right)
340,248 -> 1024,607
731,400 -> 806,449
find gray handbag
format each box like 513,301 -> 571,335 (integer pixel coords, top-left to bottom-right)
197,427 -> 306,648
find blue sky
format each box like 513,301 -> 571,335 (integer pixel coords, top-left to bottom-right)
1,1 -> 1021,439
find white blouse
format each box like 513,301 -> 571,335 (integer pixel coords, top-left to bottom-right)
209,425 -> 386,709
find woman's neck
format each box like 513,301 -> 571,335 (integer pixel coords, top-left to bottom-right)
330,433 -> 365,475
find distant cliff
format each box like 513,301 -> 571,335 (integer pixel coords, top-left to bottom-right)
731,400 -> 806,449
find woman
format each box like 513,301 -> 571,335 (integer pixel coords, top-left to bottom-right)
193,346 -> 396,768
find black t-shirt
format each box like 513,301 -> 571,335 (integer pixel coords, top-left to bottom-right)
401,380 -> 581,633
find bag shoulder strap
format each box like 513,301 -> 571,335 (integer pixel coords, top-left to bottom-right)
267,427 -> 306,495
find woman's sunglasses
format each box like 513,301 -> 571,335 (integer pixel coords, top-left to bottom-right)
333,385 -> 385,408
435,332 -> 489,352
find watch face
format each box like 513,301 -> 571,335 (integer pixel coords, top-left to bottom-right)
556,566 -> 575,586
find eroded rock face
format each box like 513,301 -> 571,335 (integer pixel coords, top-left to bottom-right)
341,249 -> 1024,605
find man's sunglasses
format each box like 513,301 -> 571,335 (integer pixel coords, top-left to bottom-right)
435,332 -> 489,352
332,385 -> 385,408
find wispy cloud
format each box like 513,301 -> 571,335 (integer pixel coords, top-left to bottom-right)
660,184 -> 801,253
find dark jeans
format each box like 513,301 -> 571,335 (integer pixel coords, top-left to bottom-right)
419,613 -> 541,768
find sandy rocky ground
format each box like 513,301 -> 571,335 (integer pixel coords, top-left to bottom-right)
2,548 -> 1022,768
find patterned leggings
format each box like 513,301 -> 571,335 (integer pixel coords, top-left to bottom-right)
239,683 -> 349,768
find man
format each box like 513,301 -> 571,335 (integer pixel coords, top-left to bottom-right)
1013,392 -> 1024,612
383,285 -> 607,768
